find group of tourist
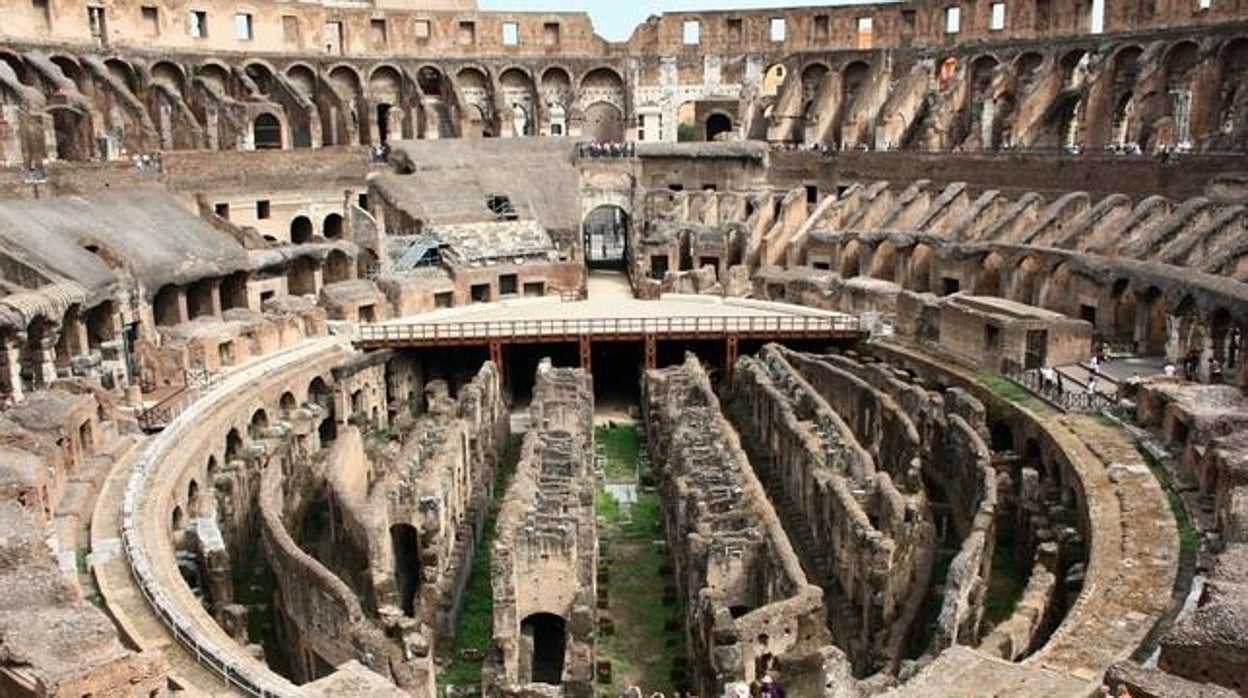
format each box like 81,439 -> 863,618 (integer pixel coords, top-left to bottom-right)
578,141 -> 636,158
131,151 -> 163,174
616,675 -> 786,698
370,141 -> 391,164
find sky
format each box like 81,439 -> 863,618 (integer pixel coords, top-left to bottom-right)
477,1 -> 879,42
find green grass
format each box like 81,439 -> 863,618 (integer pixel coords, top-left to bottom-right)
1135,444 -> 1199,590
979,372 -> 1048,412
594,425 -> 688,695
440,434 -> 522,691
597,425 -> 642,482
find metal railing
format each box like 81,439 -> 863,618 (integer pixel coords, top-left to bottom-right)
121,344 -> 340,697
137,369 -> 221,432
1007,367 -> 1118,413
356,314 -> 863,344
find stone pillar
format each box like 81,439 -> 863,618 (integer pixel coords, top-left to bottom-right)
35,329 -> 59,387
0,333 -> 23,403
208,279 -> 223,317
175,286 -> 190,325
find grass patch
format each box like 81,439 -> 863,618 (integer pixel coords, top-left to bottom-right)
594,425 -> 688,695
1136,444 -> 1199,588
440,434 -> 522,691
979,372 -> 1047,412
597,425 -> 641,482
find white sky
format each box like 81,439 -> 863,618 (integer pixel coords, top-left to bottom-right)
477,0 -> 883,42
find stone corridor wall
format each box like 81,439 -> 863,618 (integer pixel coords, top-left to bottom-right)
645,354 -> 832,695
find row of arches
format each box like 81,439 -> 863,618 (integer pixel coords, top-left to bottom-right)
0,48 -> 631,162
827,236 -> 1244,377
767,33 -> 1248,152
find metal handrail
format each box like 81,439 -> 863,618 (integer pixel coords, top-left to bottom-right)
356,314 -> 862,343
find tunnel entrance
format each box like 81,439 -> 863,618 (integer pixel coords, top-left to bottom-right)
583,205 -> 630,271
390,524 -> 422,617
521,612 -> 567,685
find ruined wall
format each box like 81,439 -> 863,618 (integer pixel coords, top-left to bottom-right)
782,348 -> 1000,655
730,345 -> 933,674
488,362 -> 596,696
645,354 -> 832,694
259,428 -> 431,691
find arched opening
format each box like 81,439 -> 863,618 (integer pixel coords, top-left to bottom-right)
989,421 -> 1015,452
280,391 -> 297,414
290,216 -> 314,244
580,67 -> 625,141
171,505 -> 184,530
583,205 -> 630,270
324,249 -> 352,284
1110,279 -> 1138,349
253,113 -> 282,149
221,271 -> 249,311
500,68 -> 536,137
389,524 -> 422,617
323,213 -> 344,240
868,242 -> 897,282
206,455 -> 218,482
582,101 -> 623,143
153,285 -> 182,327
835,60 -> 871,146
521,613 -> 567,685
908,244 -> 933,292
1138,287 -> 1171,355
187,479 -> 200,505
356,249 -> 379,280
762,63 -> 787,97
705,113 -> 733,141
225,428 -> 244,463
309,376 -> 337,443
288,257 -> 318,296
49,107 -> 91,161
1011,257 -> 1042,306
327,65 -> 364,146
541,67 -> 572,136
839,240 -> 862,278
1015,52 -> 1044,89
1163,41 -> 1200,146
976,253 -> 1005,296
249,408 -> 269,439
186,278 -> 216,319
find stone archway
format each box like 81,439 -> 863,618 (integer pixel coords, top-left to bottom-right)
253,113 -> 282,149
583,205 -> 630,270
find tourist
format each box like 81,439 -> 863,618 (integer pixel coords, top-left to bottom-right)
1163,361 -> 1178,377
1086,375 -> 1097,397
1040,365 -> 1057,394
1209,357 -> 1224,383
758,675 -> 785,698
1183,350 -> 1199,381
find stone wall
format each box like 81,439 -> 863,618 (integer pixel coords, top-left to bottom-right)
645,354 -> 833,695
488,361 -> 596,696
730,345 -> 932,674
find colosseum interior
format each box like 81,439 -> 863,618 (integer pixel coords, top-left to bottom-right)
0,0 -> 1246,696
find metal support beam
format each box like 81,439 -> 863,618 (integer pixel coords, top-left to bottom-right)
644,334 -> 657,370
579,335 -> 592,372
489,340 -> 505,383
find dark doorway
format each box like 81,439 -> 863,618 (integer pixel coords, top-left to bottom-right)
521,612 -> 567,685
254,113 -> 282,149
1024,330 -> 1047,370
376,103 -> 392,143
390,524 -> 422,617
706,113 -> 733,141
